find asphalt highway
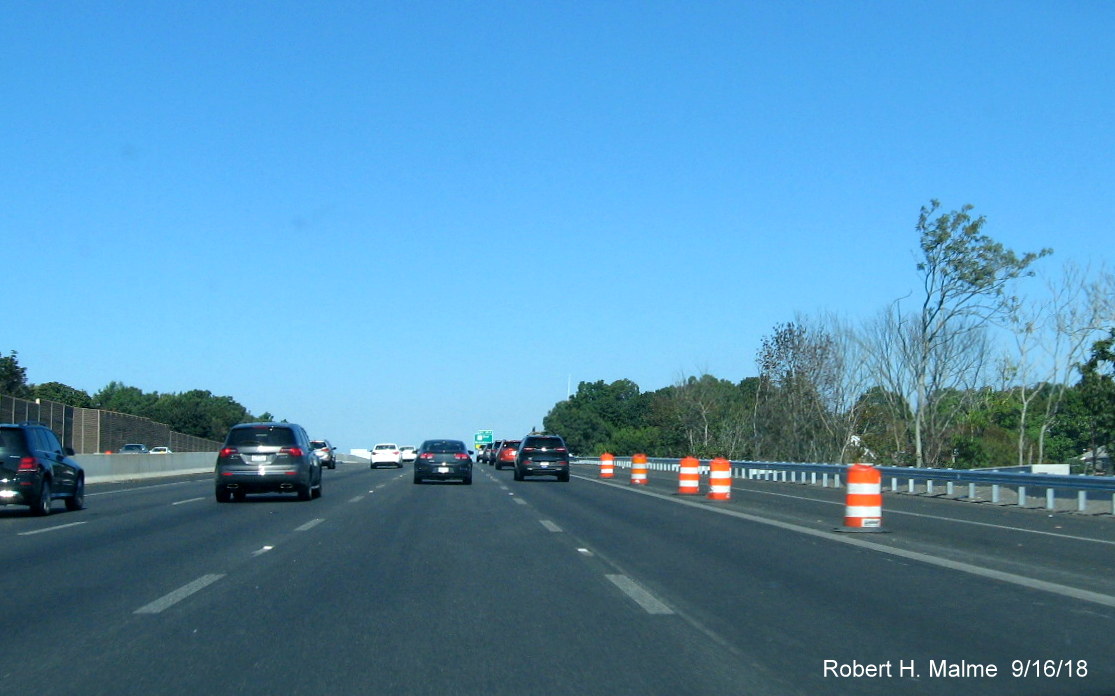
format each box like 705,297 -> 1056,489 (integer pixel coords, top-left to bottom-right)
2,460 -> 1112,696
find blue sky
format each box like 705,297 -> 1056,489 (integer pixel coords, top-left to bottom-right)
4,1 -> 1113,451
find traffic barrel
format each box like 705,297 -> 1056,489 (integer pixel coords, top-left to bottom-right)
599,452 -> 615,479
677,456 -> 700,494
630,453 -> 648,485
706,457 -> 731,500
839,464 -> 886,532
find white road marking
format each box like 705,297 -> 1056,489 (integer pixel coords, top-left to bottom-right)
606,574 -> 674,615
583,476 -> 1115,610
172,497 -> 206,506
349,495 -> 365,503
513,498 -> 527,505
252,546 -> 274,557
134,574 -> 225,614
295,519 -> 324,532
18,522 -> 87,536
577,548 -> 594,557
540,520 -> 562,532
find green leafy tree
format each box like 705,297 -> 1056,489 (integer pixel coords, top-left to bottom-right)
32,382 -> 94,408
1077,330 -> 1115,472
0,350 -> 31,398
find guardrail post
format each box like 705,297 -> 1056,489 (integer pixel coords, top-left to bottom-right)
992,484 -> 1001,504
1046,488 -> 1055,511
927,480 -> 935,496
968,483 -> 976,500
1018,486 -> 1027,507
908,479 -> 915,494
946,481 -> 955,496
1078,490 -> 1087,513
822,473 -> 829,487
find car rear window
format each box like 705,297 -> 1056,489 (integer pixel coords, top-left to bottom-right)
525,437 -> 564,449
375,444 -> 397,450
0,428 -> 27,454
311,441 -> 326,449
227,426 -> 297,447
423,440 -> 466,453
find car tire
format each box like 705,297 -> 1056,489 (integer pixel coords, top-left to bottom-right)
513,467 -> 523,482
233,490 -> 247,502
215,486 -> 231,503
298,483 -> 313,501
65,476 -> 85,511
313,481 -> 322,499
463,475 -> 472,485
33,479 -> 52,516
413,473 -> 423,484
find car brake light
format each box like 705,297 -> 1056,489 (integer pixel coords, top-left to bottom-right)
419,453 -> 434,460
454,453 -> 469,460
18,457 -> 37,471
282,447 -> 304,457
219,447 -> 239,458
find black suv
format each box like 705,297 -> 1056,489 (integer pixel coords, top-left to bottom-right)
215,423 -> 322,502
0,422 -> 85,516
513,433 -> 570,482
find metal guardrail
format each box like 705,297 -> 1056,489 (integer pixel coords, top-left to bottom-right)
574,456 -> 1115,515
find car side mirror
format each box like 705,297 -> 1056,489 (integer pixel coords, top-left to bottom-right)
64,446 -> 76,456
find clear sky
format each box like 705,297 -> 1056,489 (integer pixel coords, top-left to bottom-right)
4,1 -> 1113,452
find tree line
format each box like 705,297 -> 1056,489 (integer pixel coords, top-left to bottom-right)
545,201 -> 1115,471
0,352 -> 273,442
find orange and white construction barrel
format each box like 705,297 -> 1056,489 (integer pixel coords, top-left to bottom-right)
839,463 -> 886,532
599,452 -> 615,479
630,453 -> 648,485
677,456 -> 700,495
706,457 -> 731,500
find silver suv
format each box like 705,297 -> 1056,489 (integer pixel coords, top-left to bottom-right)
215,423 -> 322,502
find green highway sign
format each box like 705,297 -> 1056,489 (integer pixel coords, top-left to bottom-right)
474,430 -> 494,445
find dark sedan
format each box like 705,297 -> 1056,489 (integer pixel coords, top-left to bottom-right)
413,439 -> 473,485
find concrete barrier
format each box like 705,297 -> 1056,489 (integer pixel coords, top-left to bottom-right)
76,452 -> 217,483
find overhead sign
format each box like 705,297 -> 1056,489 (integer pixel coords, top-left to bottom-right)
474,430 -> 493,445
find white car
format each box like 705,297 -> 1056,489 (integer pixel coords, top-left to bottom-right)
370,443 -> 403,468
149,446 -> 173,454
399,446 -> 417,463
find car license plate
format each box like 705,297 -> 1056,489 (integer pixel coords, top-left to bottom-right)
437,466 -> 450,473
539,462 -> 549,467
252,455 -> 267,463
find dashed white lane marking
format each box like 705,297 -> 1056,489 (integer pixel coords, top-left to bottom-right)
349,495 -> 365,503
513,498 -> 527,505
135,574 -> 225,614
252,546 -> 274,557
606,574 -> 674,615
172,497 -> 206,506
577,548 -> 594,557
18,522 -> 87,536
540,520 -> 562,532
295,519 -> 324,532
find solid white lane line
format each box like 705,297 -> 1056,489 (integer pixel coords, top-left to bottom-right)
540,520 -> 563,532
172,497 -> 206,506
582,476 -> 1115,610
295,519 -> 324,532
606,574 -> 674,615
134,574 -> 225,614
18,522 -> 87,536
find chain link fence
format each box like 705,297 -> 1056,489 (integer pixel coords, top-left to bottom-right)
2,393 -> 221,453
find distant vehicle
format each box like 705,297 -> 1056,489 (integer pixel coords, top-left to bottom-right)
0,422 -> 85,516
485,439 -> 505,466
118,443 -> 149,454
493,440 -> 521,470
514,433 -> 570,482
214,422 -> 322,502
149,446 -> 173,454
399,445 -> 417,463
310,439 -> 337,469
370,443 -> 403,469
413,439 -> 473,485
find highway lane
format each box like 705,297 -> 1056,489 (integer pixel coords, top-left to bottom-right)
2,462 -> 1112,696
